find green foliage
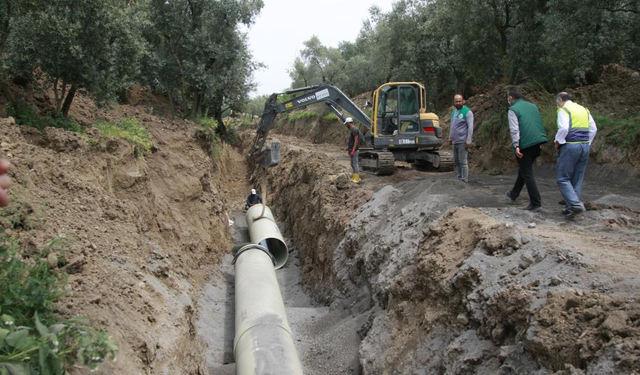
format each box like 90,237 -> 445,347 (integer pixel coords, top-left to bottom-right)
476,113 -> 510,143
194,125 -> 220,162
540,106 -> 560,141
95,118 -> 152,155
0,192 -> 38,232
142,0 -> 263,121
7,101 -> 83,133
245,95 -> 269,117
593,113 -> 640,150
194,117 -> 218,130
288,111 -> 318,121
0,237 -> 66,327
287,0 -> 640,108
4,0 -> 146,116
0,234 -> 117,373
323,113 -> 339,122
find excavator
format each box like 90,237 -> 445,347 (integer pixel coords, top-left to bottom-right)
249,82 -> 453,175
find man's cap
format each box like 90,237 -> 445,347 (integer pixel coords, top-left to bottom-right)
344,117 -> 353,124
251,189 -> 256,194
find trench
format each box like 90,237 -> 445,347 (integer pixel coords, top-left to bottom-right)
194,207 -> 362,375
187,140 -> 640,374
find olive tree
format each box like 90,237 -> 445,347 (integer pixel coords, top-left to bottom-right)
5,0 -> 145,117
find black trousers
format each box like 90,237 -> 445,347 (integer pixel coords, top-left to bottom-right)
511,143 -> 542,207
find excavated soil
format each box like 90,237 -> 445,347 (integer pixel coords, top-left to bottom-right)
2,79 -> 640,374
0,93 -> 247,374
257,122 -> 640,374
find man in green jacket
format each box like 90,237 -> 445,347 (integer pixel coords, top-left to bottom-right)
505,86 -> 549,211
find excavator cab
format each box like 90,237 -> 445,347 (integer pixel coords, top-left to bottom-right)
375,84 -> 421,136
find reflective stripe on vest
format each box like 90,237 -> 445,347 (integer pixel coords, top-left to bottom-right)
558,101 -> 590,143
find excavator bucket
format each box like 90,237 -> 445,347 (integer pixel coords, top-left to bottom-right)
259,142 -> 281,168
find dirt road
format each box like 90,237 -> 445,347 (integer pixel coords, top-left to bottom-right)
258,133 -> 640,374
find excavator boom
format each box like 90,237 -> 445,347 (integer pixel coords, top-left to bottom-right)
249,84 -> 371,167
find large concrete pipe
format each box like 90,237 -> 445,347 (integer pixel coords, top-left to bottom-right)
245,204 -> 288,269
232,205 -> 303,375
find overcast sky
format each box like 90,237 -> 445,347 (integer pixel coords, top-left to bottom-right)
246,0 -> 395,97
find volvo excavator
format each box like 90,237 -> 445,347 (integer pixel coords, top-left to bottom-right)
249,82 -> 453,175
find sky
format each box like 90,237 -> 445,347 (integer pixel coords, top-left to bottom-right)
246,0 -> 394,97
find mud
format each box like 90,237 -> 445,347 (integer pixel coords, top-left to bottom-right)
253,129 -> 640,374
2,77 -> 639,375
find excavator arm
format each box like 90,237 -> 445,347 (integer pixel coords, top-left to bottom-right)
249,84 -> 371,168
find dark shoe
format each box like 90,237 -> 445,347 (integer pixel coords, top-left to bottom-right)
524,204 -> 542,212
561,209 -> 571,215
558,199 -> 566,205
564,209 -> 584,220
506,190 -> 516,204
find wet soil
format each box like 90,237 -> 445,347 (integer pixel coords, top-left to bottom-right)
1,79 -> 639,374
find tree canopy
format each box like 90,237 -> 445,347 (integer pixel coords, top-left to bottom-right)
0,0 -> 263,128
288,0 -> 640,107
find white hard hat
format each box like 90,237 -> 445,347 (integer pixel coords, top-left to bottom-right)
251,189 -> 256,194
344,117 -> 353,124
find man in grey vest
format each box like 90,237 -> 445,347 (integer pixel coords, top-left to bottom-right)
449,94 -> 474,183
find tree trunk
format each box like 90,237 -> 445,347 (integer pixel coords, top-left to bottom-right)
168,93 -> 175,119
0,78 -> 16,109
214,109 -> 226,138
61,84 -> 78,118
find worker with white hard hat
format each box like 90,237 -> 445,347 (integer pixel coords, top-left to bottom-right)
344,117 -> 362,183
246,188 -> 262,209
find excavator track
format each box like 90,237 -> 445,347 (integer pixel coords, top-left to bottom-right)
414,150 -> 455,172
437,151 -> 455,172
358,150 -> 396,175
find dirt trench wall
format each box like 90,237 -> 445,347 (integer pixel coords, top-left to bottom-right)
249,144 -> 373,302
248,139 -> 640,374
340,182 -> 640,374
1,116 -> 233,375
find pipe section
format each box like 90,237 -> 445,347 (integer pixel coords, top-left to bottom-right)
233,204 -> 303,374
245,204 -> 288,269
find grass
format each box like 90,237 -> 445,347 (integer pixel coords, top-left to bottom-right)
7,101 -> 83,133
323,113 -> 339,122
591,113 -> 640,150
475,112 -> 510,143
288,110 -> 318,121
476,105 -> 558,145
94,118 -> 152,156
193,117 -> 221,162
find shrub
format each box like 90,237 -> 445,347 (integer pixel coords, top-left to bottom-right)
7,101 -> 83,133
94,118 -> 152,156
0,232 -> 117,373
194,123 -> 220,162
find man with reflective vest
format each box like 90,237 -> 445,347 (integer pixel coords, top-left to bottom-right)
554,92 -> 597,219
449,94 -> 474,183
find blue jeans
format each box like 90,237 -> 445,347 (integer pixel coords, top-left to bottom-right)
350,150 -> 360,173
556,143 -> 590,211
453,143 -> 468,182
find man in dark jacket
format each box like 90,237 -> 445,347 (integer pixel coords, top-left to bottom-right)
245,188 -> 262,209
505,86 -> 549,211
